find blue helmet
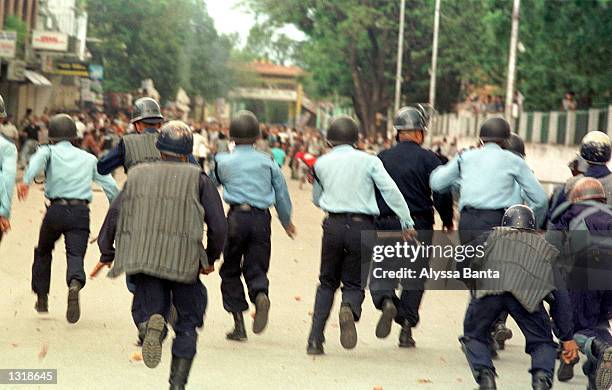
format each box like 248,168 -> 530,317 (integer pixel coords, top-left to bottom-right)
156,120 -> 193,156
502,205 -> 536,230
580,131 -> 611,165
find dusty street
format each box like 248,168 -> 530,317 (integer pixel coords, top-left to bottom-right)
0,160 -> 589,390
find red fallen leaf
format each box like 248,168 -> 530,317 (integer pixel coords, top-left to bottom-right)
373,386 -> 383,390
294,296 -> 301,302
130,351 -> 143,362
416,379 -> 432,384
38,344 -> 48,360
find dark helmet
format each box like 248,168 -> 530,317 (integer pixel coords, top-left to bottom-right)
326,116 -> 359,146
0,94 -> 6,118
505,132 -> 525,157
579,131 -> 611,165
570,177 -> 606,203
229,110 -> 261,142
479,117 -> 511,143
48,114 -> 77,142
131,97 -> 164,124
156,120 -> 193,156
394,106 -> 427,132
501,205 -> 536,230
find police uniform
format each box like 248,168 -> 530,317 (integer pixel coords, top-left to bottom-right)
0,94 -> 16,244
212,111 -> 293,341
22,114 -> 118,324
97,97 -> 164,175
371,106 -> 453,346
430,119 -> 547,245
306,117 -> 414,354
98,121 -> 227,389
461,206 -> 561,390
0,131 -> 17,243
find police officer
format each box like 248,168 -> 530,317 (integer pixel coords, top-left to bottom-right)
0,95 -> 17,243
549,131 -> 612,214
547,178 -> 612,389
17,114 -> 118,324
372,105 -> 453,347
462,205 -> 563,390
212,111 -> 295,342
97,97 -> 164,174
430,117 -> 548,245
306,116 -> 415,355
93,121 -> 227,390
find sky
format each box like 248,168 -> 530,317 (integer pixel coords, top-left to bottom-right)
206,0 -> 305,46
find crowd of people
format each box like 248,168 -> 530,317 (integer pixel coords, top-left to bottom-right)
0,94 -> 611,390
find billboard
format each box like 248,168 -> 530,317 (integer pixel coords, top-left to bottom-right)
0,31 -> 17,58
32,30 -> 69,52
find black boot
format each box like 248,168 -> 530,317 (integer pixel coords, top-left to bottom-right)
306,340 -> 324,355
168,355 -> 193,390
338,303 -> 357,349
475,368 -> 496,390
398,321 -> 416,348
66,279 -> 83,324
35,293 -> 48,313
557,356 -> 579,382
531,370 -> 553,390
253,292 -> 270,334
492,322 -> 512,350
226,312 -> 247,341
375,299 -> 397,339
592,339 -> 612,390
142,314 -> 166,368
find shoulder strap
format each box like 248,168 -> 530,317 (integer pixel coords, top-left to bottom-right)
569,202 -> 612,230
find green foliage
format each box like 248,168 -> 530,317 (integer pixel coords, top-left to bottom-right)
87,0 -> 234,102
247,0 -> 611,118
4,16 -> 27,58
242,22 -> 301,65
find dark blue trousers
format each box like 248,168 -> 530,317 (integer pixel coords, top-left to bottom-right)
31,204 -> 90,294
131,273 -> 207,359
461,293 -> 557,376
220,209 -> 271,313
370,216 -> 432,327
308,215 -> 374,343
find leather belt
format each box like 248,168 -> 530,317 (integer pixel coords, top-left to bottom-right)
230,204 -> 266,212
50,198 -> 89,206
327,212 -> 374,222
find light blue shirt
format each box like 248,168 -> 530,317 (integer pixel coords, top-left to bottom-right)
313,145 -> 414,229
0,136 -> 17,217
430,143 -> 547,220
212,145 -> 292,228
23,142 -> 118,203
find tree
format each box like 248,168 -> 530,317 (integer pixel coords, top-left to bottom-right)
87,0 -> 234,102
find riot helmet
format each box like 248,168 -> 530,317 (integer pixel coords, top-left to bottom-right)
326,116 -> 359,146
570,177 -> 607,203
48,114 -> 77,142
229,110 -> 261,143
505,132 -> 525,157
156,120 -> 193,156
579,131 -> 611,165
479,117 -> 511,143
0,94 -> 6,118
131,97 -> 164,124
501,205 -> 536,230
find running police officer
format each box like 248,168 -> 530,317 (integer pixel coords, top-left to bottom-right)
430,117 -> 548,245
462,205 -> 564,390
17,114 -> 118,324
0,94 -> 17,243
93,121 -> 227,390
306,116 -> 416,355
97,97 -> 164,175
372,105 -> 453,348
549,131 -> 612,214
212,110 -> 295,342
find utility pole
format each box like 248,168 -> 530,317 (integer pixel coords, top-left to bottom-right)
394,0 -> 406,113
429,0 -> 441,108
505,0 -> 521,122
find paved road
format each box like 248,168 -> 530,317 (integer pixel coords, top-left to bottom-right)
0,166 -> 589,390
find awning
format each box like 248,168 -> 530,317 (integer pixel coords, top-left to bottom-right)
24,70 -> 52,86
